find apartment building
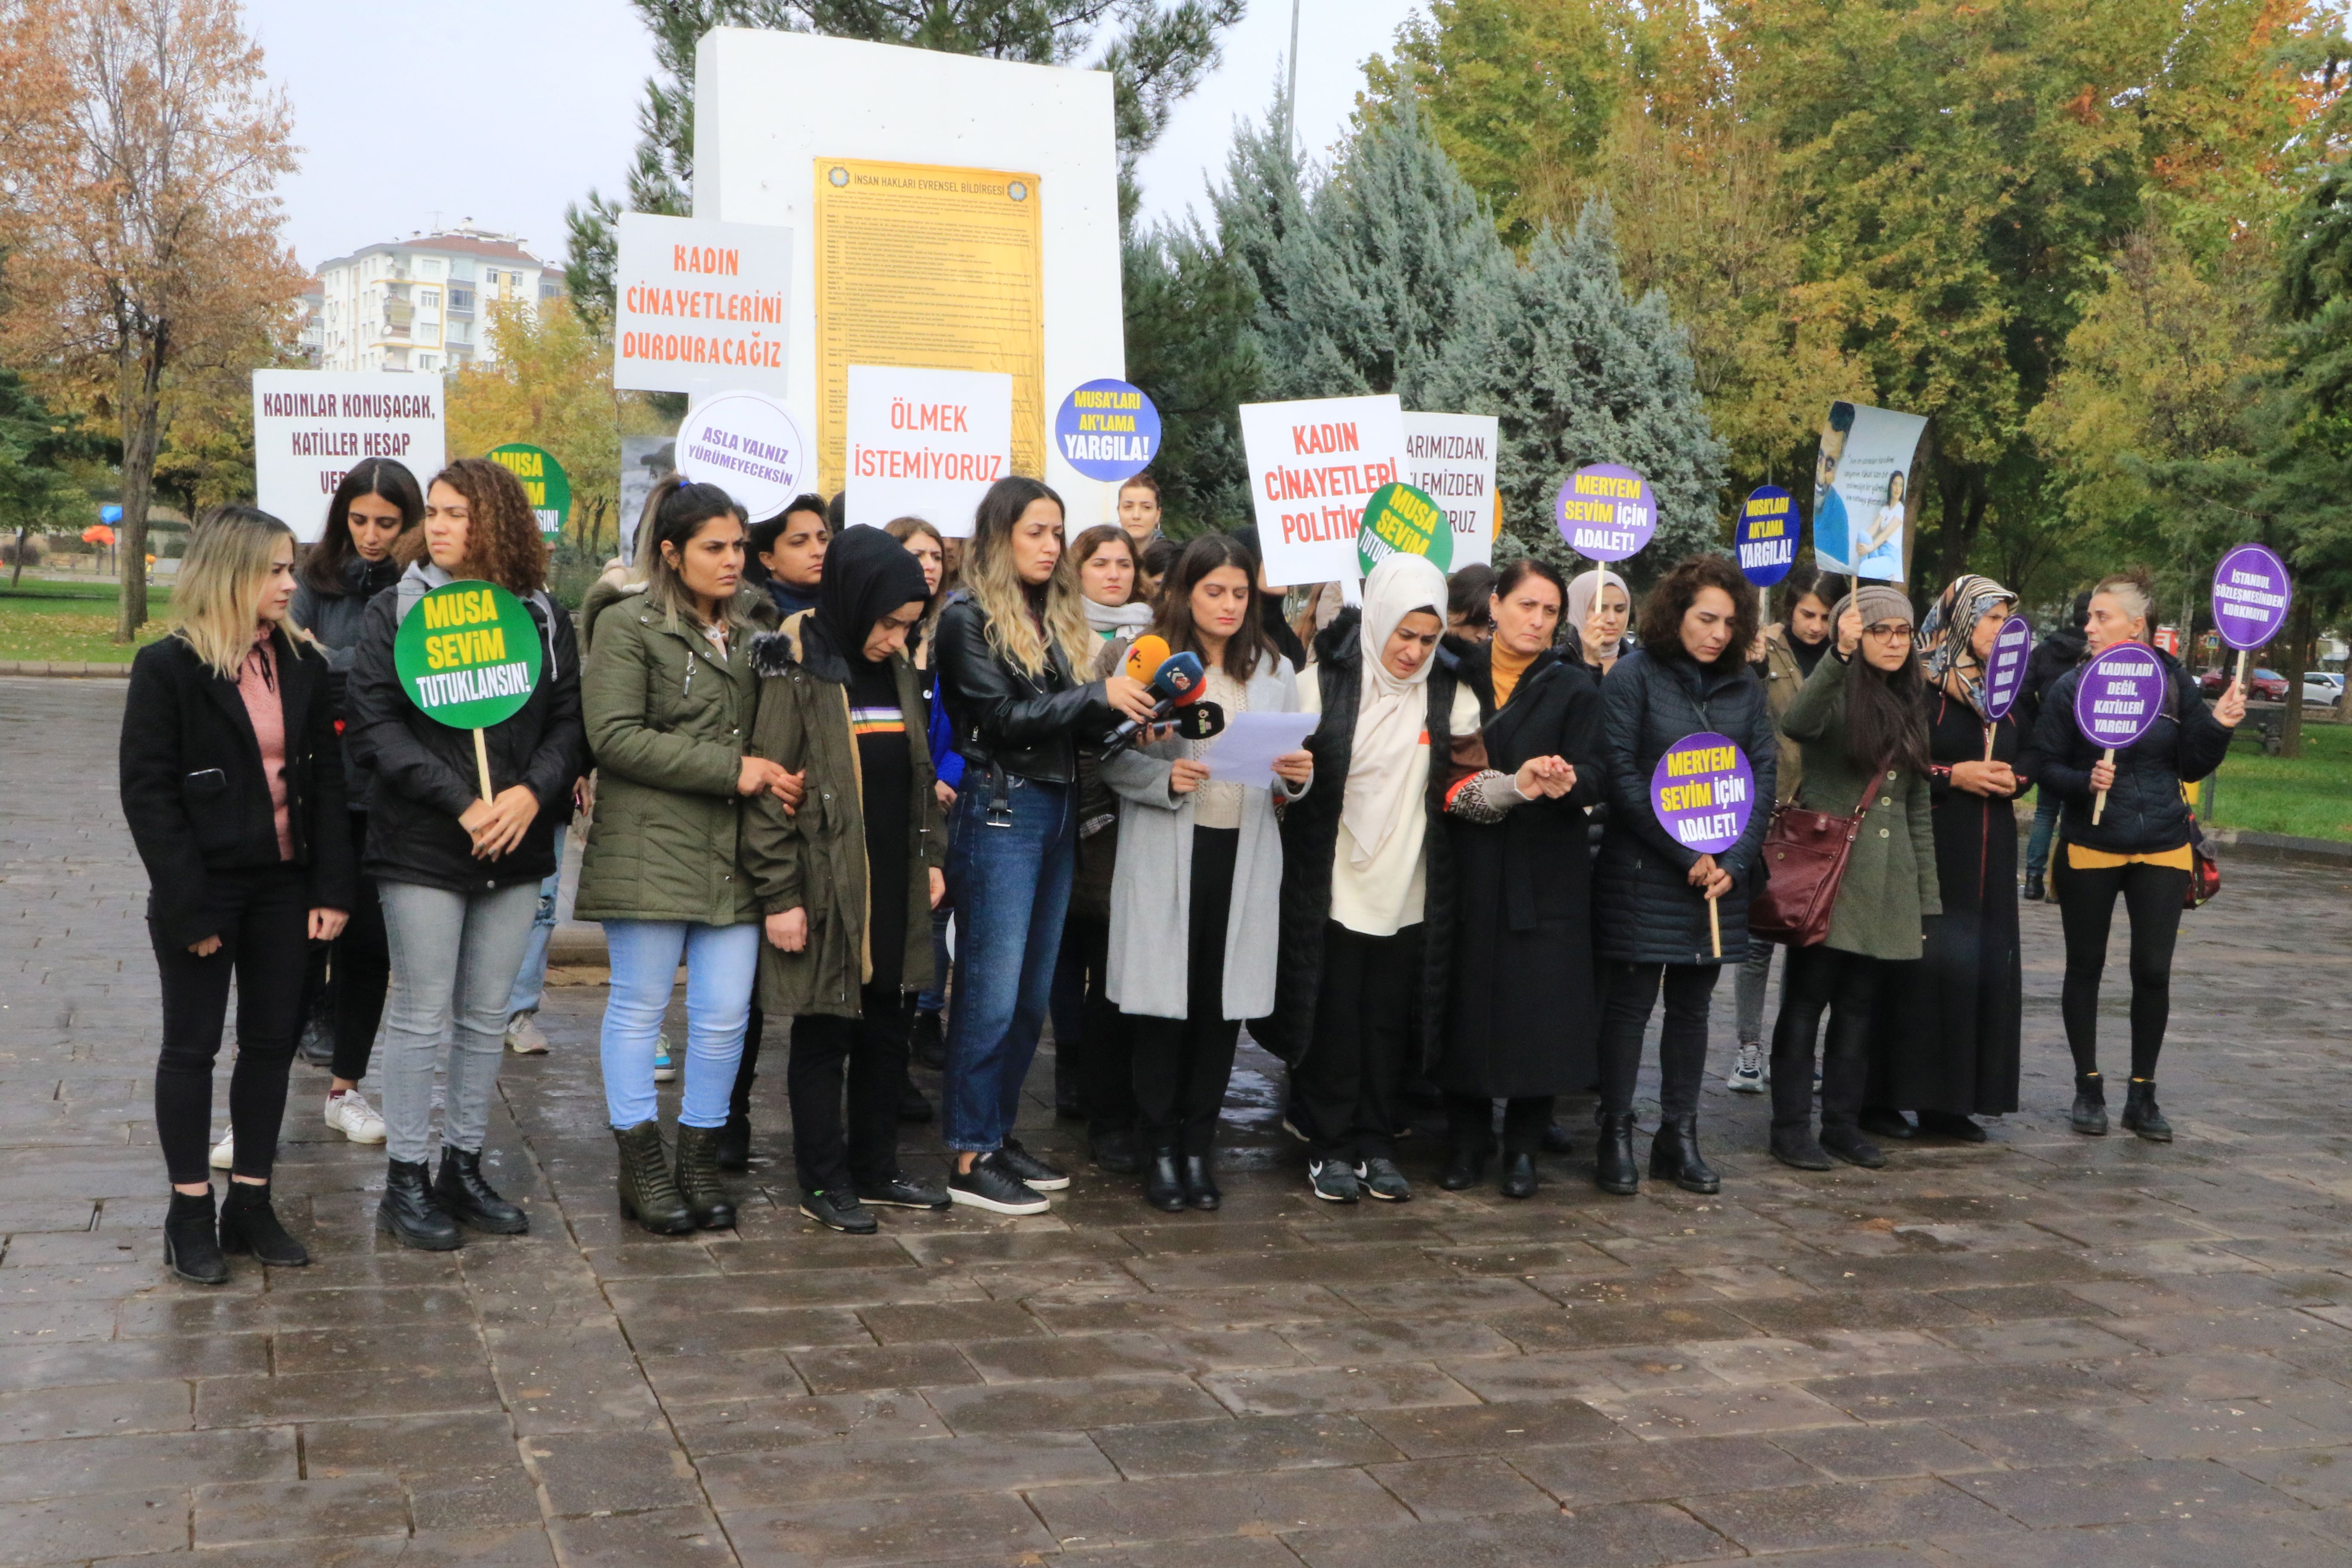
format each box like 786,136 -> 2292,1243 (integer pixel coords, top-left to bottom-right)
308,227 -> 564,374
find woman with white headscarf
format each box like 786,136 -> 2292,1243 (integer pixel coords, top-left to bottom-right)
1561,567 -> 1634,676
1268,554 -> 1487,1205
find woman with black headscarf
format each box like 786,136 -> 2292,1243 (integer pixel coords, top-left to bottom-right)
743,527 -> 951,1233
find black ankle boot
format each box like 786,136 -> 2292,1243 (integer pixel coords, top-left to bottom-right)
613,1122 -> 694,1234
1819,1124 -> 1887,1169
1770,1128 -> 1833,1170
1594,1112 -> 1639,1196
1498,1152 -> 1539,1200
1144,1147 -> 1186,1212
2070,1072 -> 2108,1136
163,1188 -> 228,1285
219,1181 -> 309,1266
2119,1078 -> 2172,1142
1181,1153 -> 1220,1211
713,1113 -> 752,1173
1439,1143 -> 1488,1191
673,1124 -> 737,1229
1648,1114 -> 1721,1193
909,1009 -> 947,1070
377,1158 -> 461,1250
434,1148 -> 528,1234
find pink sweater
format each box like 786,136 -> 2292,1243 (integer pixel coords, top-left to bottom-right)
238,631 -> 294,860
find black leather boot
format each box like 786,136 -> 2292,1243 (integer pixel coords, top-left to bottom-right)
1439,1142 -> 1488,1191
909,1009 -> 947,1070
377,1157 -> 461,1250
434,1148 -> 528,1234
1181,1153 -> 1221,1211
1498,1152 -> 1539,1200
1144,1146 -> 1186,1213
1770,1127 -> 1833,1170
163,1187 -> 228,1285
671,1124 -> 737,1229
713,1113 -> 752,1173
2119,1078 -> 2172,1142
2070,1072 -> 2108,1136
613,1121 -> 694,1234
219,1181 -> 309,1265
1648,1114 -> 1721,1194
1819,1123 -> 1887,1169
1594,1112 -> 1639,1196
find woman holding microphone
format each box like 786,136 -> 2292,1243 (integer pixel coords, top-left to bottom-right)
1593,555 -> 1775,1196
1104,534 -> 1312,1211
123,507 -> 353,1283
576,481 -> 799,1232
1766,585 -> 1940,1170
933,477 -> 1157,1213
345,459 -> 585,1250
2024,568 -> 2239,1140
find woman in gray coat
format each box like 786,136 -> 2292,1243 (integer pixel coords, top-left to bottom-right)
1104,535 -> 1312,1212
1767,584 -> 1941,1171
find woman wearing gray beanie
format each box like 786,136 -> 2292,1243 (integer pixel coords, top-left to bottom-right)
1765,584 -> 1941,1170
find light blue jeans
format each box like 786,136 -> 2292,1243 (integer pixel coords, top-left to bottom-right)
599,920 -> 759,1130
505,835 -> 564,1017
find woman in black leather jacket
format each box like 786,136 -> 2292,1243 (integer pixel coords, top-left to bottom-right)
2022,567 -> 2241,1142
931,477 -> 1154,1215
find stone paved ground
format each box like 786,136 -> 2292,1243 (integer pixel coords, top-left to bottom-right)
8,674 -> 2352,1567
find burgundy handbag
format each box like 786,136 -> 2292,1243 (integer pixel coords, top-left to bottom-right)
1748,781 -> 1878,946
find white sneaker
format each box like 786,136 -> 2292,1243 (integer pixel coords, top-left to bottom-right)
504,1011 -> 549,1055
209,1128 -> 235,1169
652,1033 -> 678,1083
1727,1044 -> 1766,1094
324,1088 -> 387,1144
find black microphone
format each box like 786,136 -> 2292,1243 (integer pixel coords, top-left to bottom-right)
1100,651 -> 1207,758
1166,700 -> 1226,741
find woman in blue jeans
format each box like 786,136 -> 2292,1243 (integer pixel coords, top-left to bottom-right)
574,481 -> 802,1233
931,477 -> 1156,1213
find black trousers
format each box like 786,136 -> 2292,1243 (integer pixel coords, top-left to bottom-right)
1770,943 -> 1878,1137
1445,1093 -> 1556,1158
1129,827 -> 1240,1157
150,863 -> 311,1184
1597,961 -> 1717,1121
1292,921 -> 1422,1161
1056,913 -> 1136,1139
326,813 -> 389,1082
788,982 -> 910,1195
2053,853 -> 2190,1080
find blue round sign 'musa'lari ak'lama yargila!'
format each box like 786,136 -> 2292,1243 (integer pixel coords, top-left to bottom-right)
1054,379 -> 1161,484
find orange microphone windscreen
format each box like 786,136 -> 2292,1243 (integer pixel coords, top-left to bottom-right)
1124,634 -> 1171,683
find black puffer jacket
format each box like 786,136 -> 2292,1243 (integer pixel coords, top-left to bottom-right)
932,591 -> 1118,786
2016,615 -> 2088,742
1263,609 -> 1462,1068
344,568 -> 587,893
1595,646 -> 1777,965
2022,645 -> 2228,857
291,552 -> 403,804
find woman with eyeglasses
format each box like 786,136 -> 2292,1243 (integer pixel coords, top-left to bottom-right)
1765,585 -> 1940,1171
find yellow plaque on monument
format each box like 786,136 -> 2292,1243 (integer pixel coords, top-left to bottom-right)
813,158 -> 1047,494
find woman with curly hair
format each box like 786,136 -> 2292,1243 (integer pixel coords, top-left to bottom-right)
1592,554 -> 1776,1196
345,458 -> 587,1249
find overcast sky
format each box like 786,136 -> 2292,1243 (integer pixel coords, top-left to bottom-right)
248,0 -> 1426,272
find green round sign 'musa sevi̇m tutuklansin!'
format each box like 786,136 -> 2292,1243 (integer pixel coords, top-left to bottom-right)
1357,481 -> 1454,578
487,443 -> 571,539
395,581 -> 542,730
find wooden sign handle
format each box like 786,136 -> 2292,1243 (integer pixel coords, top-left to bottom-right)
1983,723 -> 1995,764
472,728 -> 494,803
2091,745 -> 2114,825
1707,888 -> 1722,959
2234,648 -> 2248,690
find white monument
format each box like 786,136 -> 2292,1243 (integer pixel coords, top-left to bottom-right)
692,29 -> 1124,530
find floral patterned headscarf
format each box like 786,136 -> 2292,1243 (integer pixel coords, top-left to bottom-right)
1918,573 -> 2016,717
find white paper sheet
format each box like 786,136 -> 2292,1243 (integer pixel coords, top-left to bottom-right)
1199,709 -> 1319,787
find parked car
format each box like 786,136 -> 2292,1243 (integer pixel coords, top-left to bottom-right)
2198,666 -> 2290,700
2302,671 -> 2343,707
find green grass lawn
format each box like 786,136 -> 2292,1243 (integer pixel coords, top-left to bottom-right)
2204,719 -> 2352,842
0,578 -> 171,662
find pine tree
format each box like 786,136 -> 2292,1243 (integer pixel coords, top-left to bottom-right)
567,0 -> 1243,322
